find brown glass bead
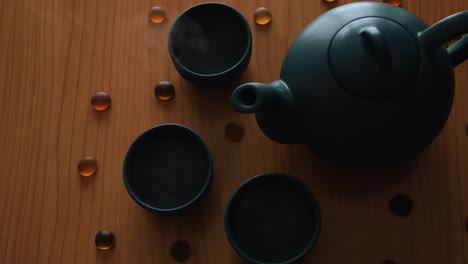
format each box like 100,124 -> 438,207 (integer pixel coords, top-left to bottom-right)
383,0 -> 401,7
78,157 -> 97,177
389,194 -> 413,217
91,92 -> 111,111
225,122 -> 244,142
171,240 -> 191,262
149,6 -> 166,24
95,230 -> 115,250
254,7 -> 272,25
154,81 -> 175,101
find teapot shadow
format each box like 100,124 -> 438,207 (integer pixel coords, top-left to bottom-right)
288,145 -> 422,196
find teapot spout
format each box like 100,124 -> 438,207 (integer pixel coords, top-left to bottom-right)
231,80 -> 304,144
231,80 -> 291,113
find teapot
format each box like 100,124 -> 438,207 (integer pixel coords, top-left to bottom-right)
231,2 -> 468,166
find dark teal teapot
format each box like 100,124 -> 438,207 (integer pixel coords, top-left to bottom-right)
231,2 -> 468,166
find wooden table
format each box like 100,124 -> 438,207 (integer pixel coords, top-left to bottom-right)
1,0 -> 468,263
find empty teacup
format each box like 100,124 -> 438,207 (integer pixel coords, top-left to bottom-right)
168,3 -> 252,87
225,173 -> 321,264
123,124 -> 213,213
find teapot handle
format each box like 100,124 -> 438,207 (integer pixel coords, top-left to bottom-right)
419,11 -> 468,67
447,36 -> 468,67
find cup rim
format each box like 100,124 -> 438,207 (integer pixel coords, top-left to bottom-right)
168,2 -> 253,78
224,173 -> 321,264
122,123 -> 213,213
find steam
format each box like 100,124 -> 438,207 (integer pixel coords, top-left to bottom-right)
170,16 -> 209,63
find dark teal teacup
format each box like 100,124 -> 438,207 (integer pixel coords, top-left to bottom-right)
168,2 -> 252,87
225,173 -> 321,264
123,124 -> 213,214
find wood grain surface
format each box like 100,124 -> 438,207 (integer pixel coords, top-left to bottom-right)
1,0 -> 468,263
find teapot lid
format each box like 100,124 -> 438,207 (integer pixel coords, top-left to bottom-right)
329,17 -> 420,100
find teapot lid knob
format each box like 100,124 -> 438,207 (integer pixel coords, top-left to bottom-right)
329,17 -> 419,100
